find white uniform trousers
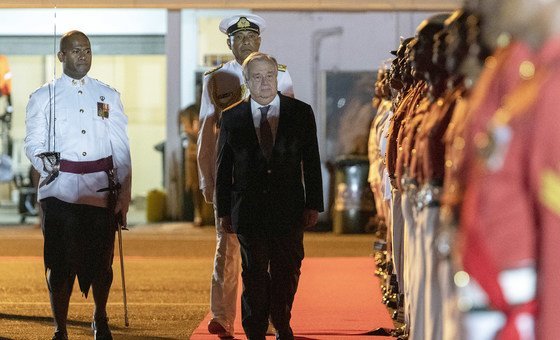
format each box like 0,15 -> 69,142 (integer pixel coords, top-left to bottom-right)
422,206 -> 443,340
210,207 -> 241,334
439,261 -> 461,340
409,204 -> 426,340
390,189 -> 405,295
436,224 -> 461,340
400,190 -> 417,330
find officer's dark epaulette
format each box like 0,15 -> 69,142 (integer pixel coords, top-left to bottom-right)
277,64 -> 287,72
204,64 -> 224,76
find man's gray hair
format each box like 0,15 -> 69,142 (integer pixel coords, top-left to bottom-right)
242,52 -> 278,81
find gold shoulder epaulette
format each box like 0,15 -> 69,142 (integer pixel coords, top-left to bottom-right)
277,64 -> 287,72
223,98 -> 244,112
205,64 -> 224,76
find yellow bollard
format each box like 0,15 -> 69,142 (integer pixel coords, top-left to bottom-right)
146,189 -> 166,222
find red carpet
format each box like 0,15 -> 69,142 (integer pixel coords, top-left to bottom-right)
191,257 -> 395,339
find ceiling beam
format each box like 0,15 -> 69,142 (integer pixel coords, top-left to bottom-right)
0,0 -> 460,11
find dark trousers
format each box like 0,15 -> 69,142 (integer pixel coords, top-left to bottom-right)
41,197 -> 115,333
237,229 -> 304,340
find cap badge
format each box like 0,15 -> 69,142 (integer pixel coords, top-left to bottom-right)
237,17 -> 251,29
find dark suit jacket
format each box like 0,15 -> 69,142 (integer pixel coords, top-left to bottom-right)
216,93 -> 324,235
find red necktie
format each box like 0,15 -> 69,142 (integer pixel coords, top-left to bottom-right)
259,105 -> 273,160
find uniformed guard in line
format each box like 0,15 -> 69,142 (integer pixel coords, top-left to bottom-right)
391,38 -> 429,337
196,14 -> 294,338
452,1 -> 537,338
397,39 -> 431,340
437,9 -> 490,340
369,63 -> 400,334
399,14 -> 448,340
368,66 -> 391,239
370,65 -> 398,334
384,37 -> 416,333
414,16 -> 459,340
459,1 -> 560,339
383,37 -> 416,326
524,3 -> 560,337
24,30 -> 132,340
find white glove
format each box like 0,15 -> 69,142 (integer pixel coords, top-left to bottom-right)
37,152 -> 60,187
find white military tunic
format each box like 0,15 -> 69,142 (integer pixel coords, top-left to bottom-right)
25,73 -> 131,210
197,59 -> 293,203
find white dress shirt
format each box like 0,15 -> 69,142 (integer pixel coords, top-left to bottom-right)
251,95 -> 280,144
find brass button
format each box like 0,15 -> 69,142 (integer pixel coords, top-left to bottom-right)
519,60 -> 535,80
454,271 -> 470,288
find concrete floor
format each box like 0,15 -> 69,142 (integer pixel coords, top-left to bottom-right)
0,213 -> 376,339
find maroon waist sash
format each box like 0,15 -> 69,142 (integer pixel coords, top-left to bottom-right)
60,156 -> 113,174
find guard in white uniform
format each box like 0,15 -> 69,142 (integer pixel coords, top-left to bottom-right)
196,14 -> 294,338
24,31 -> 131,340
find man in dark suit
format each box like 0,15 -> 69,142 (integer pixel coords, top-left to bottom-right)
215,52 -> 323,340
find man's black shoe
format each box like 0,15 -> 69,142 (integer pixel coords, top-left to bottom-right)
92,317 -> 113,340
52,330 -> 68,340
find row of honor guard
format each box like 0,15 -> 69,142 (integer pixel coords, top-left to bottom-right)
368,1 -> 560,340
